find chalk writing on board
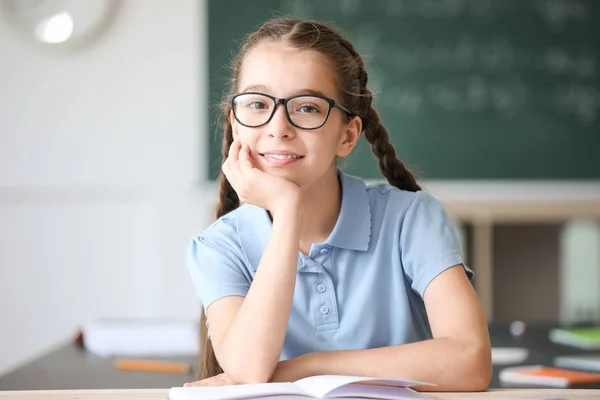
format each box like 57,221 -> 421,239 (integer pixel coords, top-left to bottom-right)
377,75 -> 529,117
553,84 -> 600,124
338,0 -> 361,16
378,79 -> 599,125
361,36 -> 597,79
353,32 -> 597,124
381,0 -> 495,19
333,0 -> 589,31
537,0 -> 588,31
278,0 -> 598,126
543,48 -> 595,78
284,0 -> 591,31
280,0 -> 312,19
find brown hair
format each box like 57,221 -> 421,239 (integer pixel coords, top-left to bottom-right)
198,17 -> 421,380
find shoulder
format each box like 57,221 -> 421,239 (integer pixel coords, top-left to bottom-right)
189,204 -> 271,270
186,207 -> 258,310
196,210 -> 237,242
191,204 -> 257,251
365,180 -> 447,221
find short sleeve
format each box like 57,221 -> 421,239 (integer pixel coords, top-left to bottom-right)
186,219 -> 251,313
399,191 -> 473,297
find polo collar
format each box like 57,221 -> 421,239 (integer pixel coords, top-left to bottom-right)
325,171 -> 371,251
235,171 -> 372,271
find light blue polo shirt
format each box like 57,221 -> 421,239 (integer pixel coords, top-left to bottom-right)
187,171 -> 472,361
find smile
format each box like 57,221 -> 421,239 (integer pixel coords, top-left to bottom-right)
262,154 -> 303,160
259,152 -> 305,167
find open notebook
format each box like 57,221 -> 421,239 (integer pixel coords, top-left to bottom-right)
168,375 -> 435,400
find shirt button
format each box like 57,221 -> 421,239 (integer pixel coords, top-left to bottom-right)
317,284 -> 326,293
320,305 -> 330,315
320,248 -> 329,255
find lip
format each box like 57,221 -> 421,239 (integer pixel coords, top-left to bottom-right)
259,150 -> 304,167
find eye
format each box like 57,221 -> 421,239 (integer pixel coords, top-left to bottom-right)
297,104 -> 321,114
247,101 -> 269,110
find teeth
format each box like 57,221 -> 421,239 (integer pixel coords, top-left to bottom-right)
264,154 -> 301,159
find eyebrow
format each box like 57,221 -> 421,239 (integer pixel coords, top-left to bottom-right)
242,85 -> 332,98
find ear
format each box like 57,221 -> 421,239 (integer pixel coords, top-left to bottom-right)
336,116 -> 362,158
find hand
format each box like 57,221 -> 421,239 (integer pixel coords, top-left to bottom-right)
222,140 -> 302,214
184,372 -> 236,387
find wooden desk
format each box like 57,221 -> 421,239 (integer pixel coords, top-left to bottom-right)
0,342 -> 196,390
1,388 -> 600,399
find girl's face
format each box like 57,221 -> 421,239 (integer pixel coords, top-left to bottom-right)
230,42 -> 361,188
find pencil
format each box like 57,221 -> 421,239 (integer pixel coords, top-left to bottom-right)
114,358 -> 192,374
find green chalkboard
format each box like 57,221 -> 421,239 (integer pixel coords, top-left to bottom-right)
207,0 -> 599,180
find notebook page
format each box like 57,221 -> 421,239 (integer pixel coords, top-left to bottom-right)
168,382 -> 308,400
327,384 -> 432,400
293,375 -> 433,399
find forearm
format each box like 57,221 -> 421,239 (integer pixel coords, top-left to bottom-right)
274,337 -> 491,391
218,203 -> 304,383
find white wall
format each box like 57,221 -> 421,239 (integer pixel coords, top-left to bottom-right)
0,0 -> 215,375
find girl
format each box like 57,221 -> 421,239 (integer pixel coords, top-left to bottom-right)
186,17 -> 492,391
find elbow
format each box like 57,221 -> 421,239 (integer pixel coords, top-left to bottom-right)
466,367 -> 492,392
461,340 -> 493,392
226,360 -> 276,385
228,371 -> 272,385
216,340 -> 281,384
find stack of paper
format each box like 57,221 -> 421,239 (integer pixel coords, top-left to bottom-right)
82,318 -> 199,357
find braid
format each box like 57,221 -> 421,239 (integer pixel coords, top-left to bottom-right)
362,94 -> 421,192
215,175 -> 239,219
339,37 -> 421,192
199,112 -> 239,380
198,311 -> 223,379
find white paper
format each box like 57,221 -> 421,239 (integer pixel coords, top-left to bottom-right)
83,318 -> 199,357
293,375 -> 434,399
168,383 -> 308,400
326,384 -> 432,399
169,375 -> 436,400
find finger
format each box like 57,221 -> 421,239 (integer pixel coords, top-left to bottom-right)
224,141 -> 248,200
225,141 -> 243,179
189,377 -> 221,386
239,146 -> 261,187
239,145 -> 255,171
222,151 -> 241,180
222,158 -> 242,192
228,139 -> 242,162
184,380 -> 204,387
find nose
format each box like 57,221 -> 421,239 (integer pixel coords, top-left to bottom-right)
267,104 -> 295,139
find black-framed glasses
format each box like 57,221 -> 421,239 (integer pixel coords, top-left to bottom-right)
227,92 -> 354,130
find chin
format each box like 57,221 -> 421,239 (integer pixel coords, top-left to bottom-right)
261,167 -> 306,186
